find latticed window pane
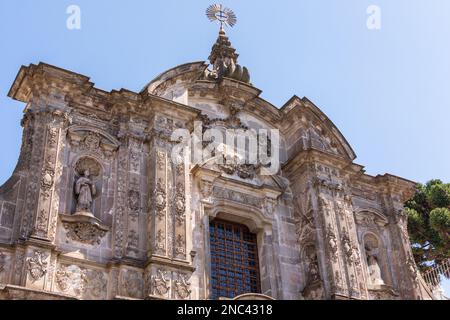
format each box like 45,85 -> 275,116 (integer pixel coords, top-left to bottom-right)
209,219 -> 261,299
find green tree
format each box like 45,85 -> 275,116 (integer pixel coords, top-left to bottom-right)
405,180 -> 450,272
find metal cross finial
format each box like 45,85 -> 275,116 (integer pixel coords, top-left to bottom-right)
206,4 -> 237,30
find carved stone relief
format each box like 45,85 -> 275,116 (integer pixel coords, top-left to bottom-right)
173,273 -> 191,299
150,269 -> 170,298
68,128 -> 119,160
55,264 -> 107,299
26,251 -> 48,283
155,178 -> 167,220
122,270 -> 143,299
355,211 -> 388,228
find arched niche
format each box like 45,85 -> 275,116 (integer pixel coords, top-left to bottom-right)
58,155 -> 110,247
362,232 -> 392,288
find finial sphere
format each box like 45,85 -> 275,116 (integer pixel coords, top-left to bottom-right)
206,4 -> 237,28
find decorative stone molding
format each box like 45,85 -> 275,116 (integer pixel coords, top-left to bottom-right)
213,186 -> 262,208
60,213 -> 109,245
26,251 -> 48,282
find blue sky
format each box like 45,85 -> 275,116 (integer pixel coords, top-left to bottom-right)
0,1 -> 449,296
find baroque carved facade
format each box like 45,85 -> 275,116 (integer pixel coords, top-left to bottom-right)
0,27 -> 434,300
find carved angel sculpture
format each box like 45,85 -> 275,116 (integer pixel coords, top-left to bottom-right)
75,169 -> 96,214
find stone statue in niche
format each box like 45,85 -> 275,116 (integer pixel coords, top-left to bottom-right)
305,250 -> 321,286
73,158 -> 101,217
75,169 -> 96,215
365,246 -> 385,286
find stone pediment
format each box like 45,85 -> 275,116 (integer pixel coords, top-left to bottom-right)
282,96 -> 356,161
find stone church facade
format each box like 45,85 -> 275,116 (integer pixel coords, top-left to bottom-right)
0,28 -> 433,300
